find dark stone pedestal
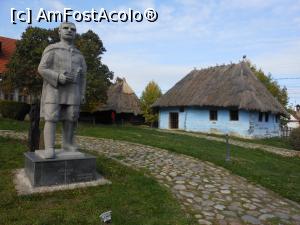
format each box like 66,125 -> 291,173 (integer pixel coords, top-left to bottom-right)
24,150 -> 97,187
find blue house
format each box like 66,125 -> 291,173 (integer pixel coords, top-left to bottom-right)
153,62 -> 288,139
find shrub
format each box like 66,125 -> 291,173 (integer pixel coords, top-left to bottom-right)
289,127 -> 300,150
0,100 -> 30,121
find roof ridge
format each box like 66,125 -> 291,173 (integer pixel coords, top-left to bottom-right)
0,36 -> 18,41
194,62 -> 238,73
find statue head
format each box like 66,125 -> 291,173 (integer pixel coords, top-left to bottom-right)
58,22 -> 76,42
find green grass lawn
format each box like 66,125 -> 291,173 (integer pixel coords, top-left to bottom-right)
0,117 -> 30,132
0,136 -> 195,225
237,136 -> 292,149
1,118 -> 300,204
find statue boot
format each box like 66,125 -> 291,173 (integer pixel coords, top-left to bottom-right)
44,148 -> 55,159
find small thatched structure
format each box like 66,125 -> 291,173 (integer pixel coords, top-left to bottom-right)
153,62 -> 287,138
94,78 -> 142,124
153,62 -> 287,115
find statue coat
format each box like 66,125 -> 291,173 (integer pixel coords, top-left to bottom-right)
38,42 -> 87,117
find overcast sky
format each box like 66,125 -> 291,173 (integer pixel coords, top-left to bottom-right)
1,0 -> 300,106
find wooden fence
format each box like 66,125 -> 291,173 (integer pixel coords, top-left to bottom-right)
281,127 -> 292,138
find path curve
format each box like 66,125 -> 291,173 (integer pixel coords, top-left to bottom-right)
1,130 -> 300,225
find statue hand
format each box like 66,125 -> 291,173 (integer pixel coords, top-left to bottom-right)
63,72 -> 73,83
58,73 -> 67,84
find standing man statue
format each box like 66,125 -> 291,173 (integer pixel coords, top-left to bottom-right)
38,22 -> 86,159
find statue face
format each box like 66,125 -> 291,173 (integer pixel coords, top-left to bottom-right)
59,23 -> 76,41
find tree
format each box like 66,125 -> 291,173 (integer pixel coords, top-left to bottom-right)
2,26 -> 113,110
140,81 -> 162,126
246,60 -> 289,109
75,30 -> 113,111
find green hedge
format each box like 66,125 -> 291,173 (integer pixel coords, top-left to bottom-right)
290,127 -> 300,150
0,100 -> 30,121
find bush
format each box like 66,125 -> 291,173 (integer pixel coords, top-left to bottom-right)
0,100 -> 30,121
289,127 -> 300,150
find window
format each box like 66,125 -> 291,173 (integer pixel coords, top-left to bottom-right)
210,110 -> 218,121
265,113 -> 269,122
258,112 -> 263,122
230,110 -> 239,121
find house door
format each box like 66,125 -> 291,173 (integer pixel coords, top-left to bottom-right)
169,112 -> 179,129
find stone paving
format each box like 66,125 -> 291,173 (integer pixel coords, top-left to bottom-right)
159,129 -> 300,158
1,130 -> 300,225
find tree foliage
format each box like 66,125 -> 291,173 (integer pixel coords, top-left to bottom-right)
2,26 -> 113,110
75,30 -> 113,111
247,60 -> 289,108
140,81 -> 162,126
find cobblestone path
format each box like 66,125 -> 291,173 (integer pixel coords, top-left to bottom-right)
159,129 -> 300,158
1,130 -> 300,225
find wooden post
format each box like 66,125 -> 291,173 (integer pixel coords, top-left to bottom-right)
226,134 -> 230,161
28,100 -> 40,152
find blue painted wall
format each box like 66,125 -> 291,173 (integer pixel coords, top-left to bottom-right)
159,107 -> 280,138
248,111 -> 280,138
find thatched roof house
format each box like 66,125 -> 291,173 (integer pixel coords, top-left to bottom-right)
153,62 -> 287,115
93,78 -> 142,124
153,62 -> 287,138
98,77 -> 141,115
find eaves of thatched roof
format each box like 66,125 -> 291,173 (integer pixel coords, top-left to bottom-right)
153,62 -> 288,115
95,78 -> 141,115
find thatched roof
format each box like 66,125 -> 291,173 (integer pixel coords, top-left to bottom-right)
95,78 -> 141,115
153,62 -> 288,115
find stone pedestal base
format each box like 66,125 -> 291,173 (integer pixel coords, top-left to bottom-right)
24,150 -> 97,187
